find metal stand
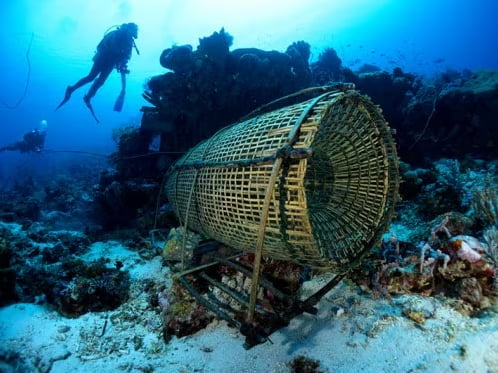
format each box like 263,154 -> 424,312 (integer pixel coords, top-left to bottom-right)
167,250 -> 347,349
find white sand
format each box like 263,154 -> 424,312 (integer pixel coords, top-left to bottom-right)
1,242 -> 497,373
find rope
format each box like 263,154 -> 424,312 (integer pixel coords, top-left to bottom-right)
409,87 -> 440,150
1,33 -> 34,110
43,149 -> 109,158
120,151 -> 185,160
42,149 -> 184,159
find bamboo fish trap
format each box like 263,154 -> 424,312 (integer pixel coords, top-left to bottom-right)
165,84 -> 399,272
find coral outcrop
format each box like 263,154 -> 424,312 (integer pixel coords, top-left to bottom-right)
141,28 -> 312,153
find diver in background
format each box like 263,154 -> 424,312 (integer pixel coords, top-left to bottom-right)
0,120 -> 48,153
56,22 -> 139,110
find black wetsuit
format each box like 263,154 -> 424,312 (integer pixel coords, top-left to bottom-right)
55,23 -> 137,117
66,28 -> 134,102
0,129 -> 46,153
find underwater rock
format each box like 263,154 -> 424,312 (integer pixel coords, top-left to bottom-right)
43,230 -> 90,252
160,44 -> 194,73
357,63 -> 382,74
305,65 -> 498,168
197,28 -> 233,69
0,221 -> 131,315
41,241 -> 67,264
161,227 -> 199,261
229,48 -> 293,80
0,347 -> 35,373
1,196 -> 41,222
456,277 -> 483,307
347,68 -> 419,136
288,355 -> 324,373
49,258 -> 130,317
89,126 -> 175,231
93,178 -> 158,231
285,40 -> 312,87
311,47 -> 343,85
400,69 -> 498,165
458,70 -> 498,95
400,295 -> 436,324
111,126 -> 156,179
0,238 -> 17,305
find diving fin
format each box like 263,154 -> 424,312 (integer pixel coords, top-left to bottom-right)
113,91 -> 125,112
55,86 -> 73,110
84,96 -> 100,123
113,71 -> 126,112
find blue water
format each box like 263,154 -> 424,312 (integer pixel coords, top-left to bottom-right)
0,0 -> 497,176
1,3 -> 498,371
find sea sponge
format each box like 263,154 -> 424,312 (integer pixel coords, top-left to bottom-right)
448,235 -> 484,263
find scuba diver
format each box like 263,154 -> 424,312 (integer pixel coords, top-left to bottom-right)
56,23 -> 139,121
0,120 -> 48,153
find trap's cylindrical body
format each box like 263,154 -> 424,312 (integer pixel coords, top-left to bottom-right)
166,87 -> 399,270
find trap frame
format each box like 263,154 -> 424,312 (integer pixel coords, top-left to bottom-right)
164,84 -> 399,347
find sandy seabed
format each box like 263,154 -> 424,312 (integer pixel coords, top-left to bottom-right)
1,241 -> 497,373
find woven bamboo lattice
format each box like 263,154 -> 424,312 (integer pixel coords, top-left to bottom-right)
165,86 -> 399,270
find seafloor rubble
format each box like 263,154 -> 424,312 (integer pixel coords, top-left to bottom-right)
1,27 -> 498,371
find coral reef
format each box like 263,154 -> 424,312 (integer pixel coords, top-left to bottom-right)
160,227 -> 200,261
353,234 -> 495,313
0,180 -> 41,222
346,67 -> 419,136
0,157 -> 104,232
398,158 -> 497,222
398,70 -> 498,165
311,47 -> 343,85
47,258 -> 130,317
92,174 -> 160,231
0,235 -> 17,305
160,280 -> 214,340
352,165 -> 498,314
0,222 -> 130,317
141,28 -> 312,154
